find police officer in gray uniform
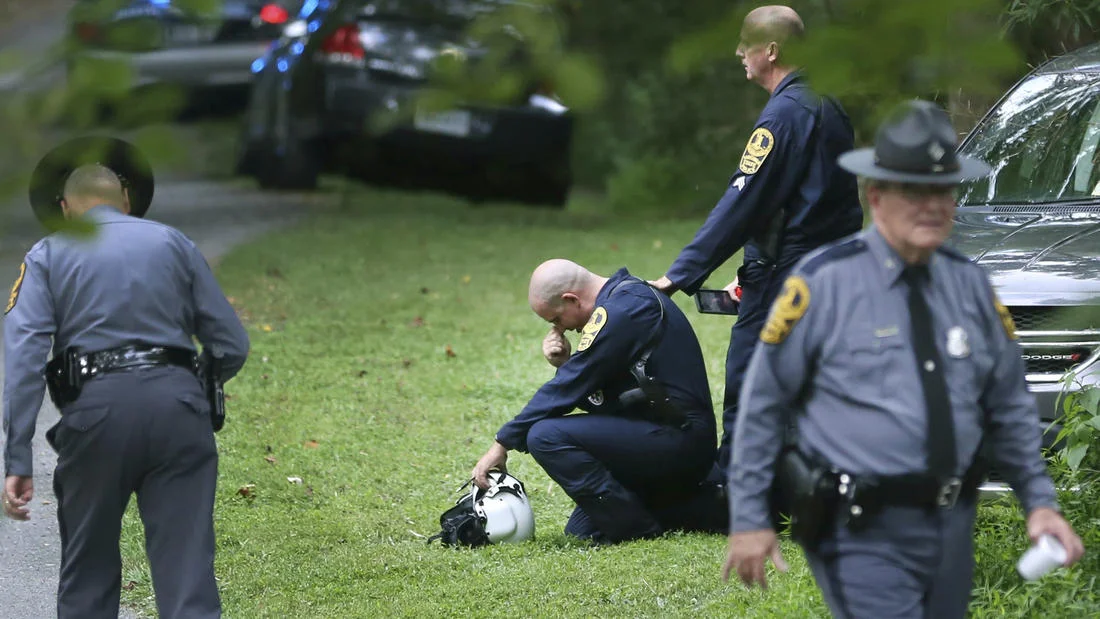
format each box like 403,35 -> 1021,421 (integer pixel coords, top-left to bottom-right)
1,137 -> 250,619
721,101 -> 1084,618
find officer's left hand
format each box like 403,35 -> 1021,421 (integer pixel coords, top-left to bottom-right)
472,441 -> 509,490
648,276 -> 678,295
1027,507 -> 1085,566
2,475 -> 34,521
722,528 -> 788,590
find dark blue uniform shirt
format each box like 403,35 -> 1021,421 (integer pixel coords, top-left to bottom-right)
667,71 -> 863,293
496,268 -> 714,452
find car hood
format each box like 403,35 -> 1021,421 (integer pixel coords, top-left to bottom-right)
949,209 -> 1100,305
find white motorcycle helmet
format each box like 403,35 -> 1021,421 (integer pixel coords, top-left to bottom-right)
471,471 -> 535,544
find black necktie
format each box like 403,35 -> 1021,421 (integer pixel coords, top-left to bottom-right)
902,265 -> 957,479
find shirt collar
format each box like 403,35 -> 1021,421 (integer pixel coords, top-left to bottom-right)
862,225 -> 941,287
83,204 -> 129,222
596,267 -> 633,304
770,70 -> 804,99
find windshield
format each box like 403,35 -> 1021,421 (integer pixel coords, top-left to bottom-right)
958,71 -> 1100,206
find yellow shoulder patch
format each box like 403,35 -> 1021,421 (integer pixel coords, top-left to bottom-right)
759,276 -> 811,345
5,262 -> 26,315
739,127 -> 775,175
993,295 -> 1017,340
576,306 -> 608,352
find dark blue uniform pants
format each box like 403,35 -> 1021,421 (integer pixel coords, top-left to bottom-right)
803,496 -> 978,619
47,367 -> 220,619
526,414 -> 726,544
716,262 -> 790,471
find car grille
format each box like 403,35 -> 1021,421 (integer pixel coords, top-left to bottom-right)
1008,306 -> 1100,376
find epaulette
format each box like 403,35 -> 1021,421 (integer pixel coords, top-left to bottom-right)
798,238 -> 868,276
936,244 -> 975,263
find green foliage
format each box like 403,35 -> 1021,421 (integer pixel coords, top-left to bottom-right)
1053,380 -> 1100,473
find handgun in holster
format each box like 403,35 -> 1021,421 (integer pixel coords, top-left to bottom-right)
614,282 -> 689,429
198,349 -> 227,432
750,208 -> 787,265
45,349 -> 83,408
771,438 -> 838,550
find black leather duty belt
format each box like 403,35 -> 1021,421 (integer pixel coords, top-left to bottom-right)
836,470 -> 980,512
71,345 -> 198,379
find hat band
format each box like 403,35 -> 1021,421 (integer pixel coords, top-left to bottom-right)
873,153 -> 961,175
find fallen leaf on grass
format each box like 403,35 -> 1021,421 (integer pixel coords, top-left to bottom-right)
305,486 -> 314,498
264,456 -> 277,465
287,477 -> 303,484
237,484 -> 256,498
410,317 -> 425,328
420,287 -> 430,294
266,267 -> 285,279
304,440 -> 319,449
357,370 -> 367,377
402,359 -> 413,368
261,324 -> 273,333
462,275 -> 471,284
408,530 -> 427,539
652,239 -> 663,249
610,243 -> 620,251
123,581 -> 137,591
445,345 -> 457,358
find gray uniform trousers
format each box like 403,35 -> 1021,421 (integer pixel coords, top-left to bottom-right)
46,366 -> 220,619
802,494 -> 978,619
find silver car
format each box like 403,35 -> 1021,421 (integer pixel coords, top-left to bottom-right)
67,0 -> 302,95
950,41 -> 1100,493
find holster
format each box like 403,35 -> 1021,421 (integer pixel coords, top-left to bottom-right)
619,356 -> 689,429
198,350 -> 227,432
771,447 -> 838,550
45,349 -> 83,409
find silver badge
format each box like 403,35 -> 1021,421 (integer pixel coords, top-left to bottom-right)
946,326 -> 970,358
929,141 -> 946,162
587,390 -> 604,406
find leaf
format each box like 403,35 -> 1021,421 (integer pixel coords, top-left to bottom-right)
410,317 -> 425,328
304,440 -> 319,449
1065,443 -> 1089,471
445,345 -> 457,358
261,324 -> 273,332
1081,387 -> 1100,414
237,484 -> 256,498
287,476 -> 303,484
264,456 -> 277,464
462,275 -> 472,284
1088,416 -> 1100,431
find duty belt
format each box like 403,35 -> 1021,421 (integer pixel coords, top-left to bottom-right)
70,345 -> 197,378
46,344 -> 198,408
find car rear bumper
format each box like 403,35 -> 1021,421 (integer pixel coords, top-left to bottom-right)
74,42 -> 272,88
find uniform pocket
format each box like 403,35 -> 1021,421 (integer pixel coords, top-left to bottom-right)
178,391 -> 210,418
838,328 -> 908,395
60,405 -> 110,433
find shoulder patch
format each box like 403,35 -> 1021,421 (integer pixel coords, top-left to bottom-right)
739,127 -> 775,175
577,306 -> 608,352
5,261 -> 26,315
992,294 -> 1017,340
760,276 -> 811,345
798,239 -> 868,277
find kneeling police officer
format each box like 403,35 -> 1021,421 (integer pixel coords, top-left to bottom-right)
1,137 -> 250,619
472,259 -> 726,544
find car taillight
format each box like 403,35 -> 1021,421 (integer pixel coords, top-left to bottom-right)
260,4 -> 289,25
73,21 -> 100,44
320,23 -> 364,63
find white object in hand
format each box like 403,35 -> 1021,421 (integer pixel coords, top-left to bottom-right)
1017,534 -> 1068,581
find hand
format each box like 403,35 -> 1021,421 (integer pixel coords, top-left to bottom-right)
542,327 -> 571,368
472,441 -> 509,490
721,529 -> 788,590
3,476 -> 34,521
724,277 -> 742,302
648,276 -> 678,295
1027,507 -> 1085,566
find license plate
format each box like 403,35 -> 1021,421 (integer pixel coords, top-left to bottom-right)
166,24 -> 217,45
413,109 -> 471,137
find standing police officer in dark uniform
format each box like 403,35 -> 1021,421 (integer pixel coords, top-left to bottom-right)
1,137 -> 250,619
472,259 -> 727,544
722,101 -> 1084,617
650,5 -> 864,471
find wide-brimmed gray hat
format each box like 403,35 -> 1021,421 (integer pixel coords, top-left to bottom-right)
838,100 -> 991,184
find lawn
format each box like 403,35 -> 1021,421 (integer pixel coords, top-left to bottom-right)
116,185 -> 1098,618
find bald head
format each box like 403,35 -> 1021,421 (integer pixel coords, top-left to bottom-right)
529,259 -> 592,309
528,259 -> 608,331
741,5 -> 805,48
61,164 -> 128,217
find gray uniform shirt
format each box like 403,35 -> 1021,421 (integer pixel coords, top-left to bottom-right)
729,225 -> 1059,532
3,205 -> 250,477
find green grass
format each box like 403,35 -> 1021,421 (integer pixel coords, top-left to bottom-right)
114,185 -> 1097,617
